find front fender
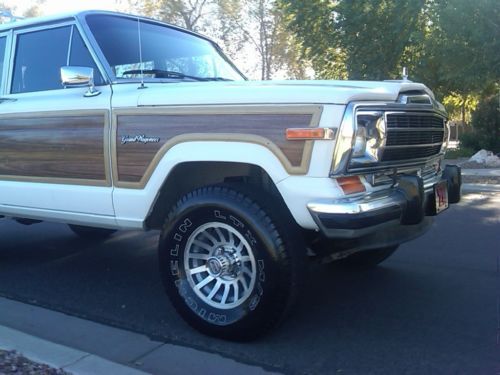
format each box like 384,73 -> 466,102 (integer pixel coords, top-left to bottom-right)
112,141 -> 292,227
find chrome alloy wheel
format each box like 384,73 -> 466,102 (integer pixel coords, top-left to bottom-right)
184,222 -> 257,309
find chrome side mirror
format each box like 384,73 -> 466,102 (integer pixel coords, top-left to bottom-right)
60,66 -> 101,97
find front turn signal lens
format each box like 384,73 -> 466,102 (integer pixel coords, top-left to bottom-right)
286,128 -> 335,140
336,176 -> 366,195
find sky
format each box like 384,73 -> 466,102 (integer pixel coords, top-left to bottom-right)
6,0 -> 120,16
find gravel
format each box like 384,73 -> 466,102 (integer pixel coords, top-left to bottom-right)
458,160 -> 498,169
445,157 -> 500,169
0,350 -> 70,375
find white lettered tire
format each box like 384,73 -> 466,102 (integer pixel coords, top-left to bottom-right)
158,185 -> 303,341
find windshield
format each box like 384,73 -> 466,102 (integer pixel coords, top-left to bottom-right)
86,14 -> 245,82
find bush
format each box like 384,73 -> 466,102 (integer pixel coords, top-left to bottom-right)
460,131 -> 482,151
461,95 -> 500,153
444,147 -> 474,159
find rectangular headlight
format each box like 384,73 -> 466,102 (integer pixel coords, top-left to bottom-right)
349,111 -> 386,167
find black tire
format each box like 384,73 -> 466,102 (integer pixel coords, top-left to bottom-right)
68,224 -> 116,240
158,185 -> 303,341
336,245 -> 398,269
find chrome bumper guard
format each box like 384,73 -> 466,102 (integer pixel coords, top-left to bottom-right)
308,165 -> 461,240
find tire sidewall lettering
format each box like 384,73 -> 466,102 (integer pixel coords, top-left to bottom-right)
166,206 -> 268,326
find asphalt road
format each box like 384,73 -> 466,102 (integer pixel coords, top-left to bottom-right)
0,192 -> 499,374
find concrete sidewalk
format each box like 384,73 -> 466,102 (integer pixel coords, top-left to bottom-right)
462,183 -> 500,193
0,297 -> 278,375
460,167 -> 500,193
0,326 -> 147,375
460,168 -> 500,177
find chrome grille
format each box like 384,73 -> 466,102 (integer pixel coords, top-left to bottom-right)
386,113 -> 444,128
382,145 -> 442,161
382,112 -> 445,162
385,130 -> 444,146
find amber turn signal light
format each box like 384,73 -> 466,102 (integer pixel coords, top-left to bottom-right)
336,176 -> 366,195
286,128 -> 331,140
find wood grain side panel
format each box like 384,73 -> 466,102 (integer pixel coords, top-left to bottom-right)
116,113 -> 312,183
0,115 -> 106,180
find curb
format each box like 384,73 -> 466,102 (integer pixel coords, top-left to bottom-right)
0,297 -> 278,375
462,183 -> 500,193
0,326 -> 148,375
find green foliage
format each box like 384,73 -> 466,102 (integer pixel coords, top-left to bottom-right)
279,0 -> 345,79
334,0 -> 426,80
461,94 -> 500,153
280,0 -> 427,80
442,93 -> 478,125
412,0 -> 500,98
459,131 -> 484,153
444,147 -> 475,159
281,0 -> 499,94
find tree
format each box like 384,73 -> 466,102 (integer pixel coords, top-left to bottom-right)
412,0 -> 499,98
239,0 -> 306,79
442,93 -> 478,126
123,0 -> 250,72
0,0 -> 45,21
408,0 -> 499,132
461,91 -> 500,153
124,0 -> 304,80
282,0 -> 499,86
280,0 -> 427,80
22,1 -> 45,18
126,0 -> 214,31
336,0 -> 426,80
279,0 -> 343,79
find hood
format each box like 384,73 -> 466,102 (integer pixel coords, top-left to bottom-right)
137,79 -> 434,107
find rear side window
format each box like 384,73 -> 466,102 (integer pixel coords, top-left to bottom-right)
12,26 -> 71,93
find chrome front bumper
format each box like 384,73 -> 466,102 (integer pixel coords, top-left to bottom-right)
307,165 -> 461,242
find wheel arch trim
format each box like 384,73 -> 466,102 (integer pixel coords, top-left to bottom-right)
112,141 -> 293,227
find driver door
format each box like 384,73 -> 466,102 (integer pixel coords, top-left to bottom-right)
0,22 -> 114,222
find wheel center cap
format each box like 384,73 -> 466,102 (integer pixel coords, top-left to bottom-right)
207,254 -> 236,277
207,258 -> 222,276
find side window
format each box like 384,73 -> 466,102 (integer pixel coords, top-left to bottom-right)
12,26 -> 71,94
0,37 -> 6,90
69,29 -> 105,86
